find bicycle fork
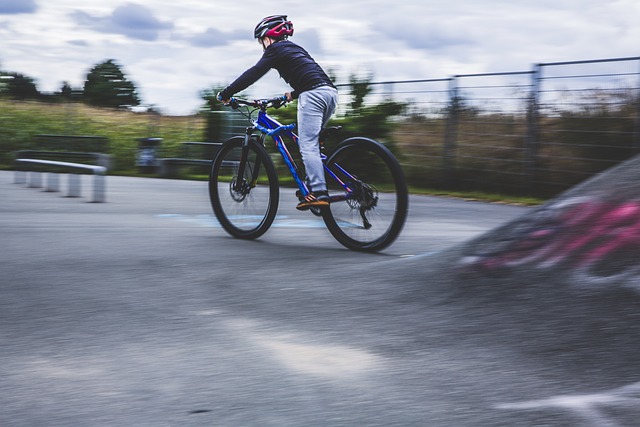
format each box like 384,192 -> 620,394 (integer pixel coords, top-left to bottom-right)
233,126 -> 262,194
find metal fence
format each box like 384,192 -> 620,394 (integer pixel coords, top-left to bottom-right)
335,56 -> 640,197
3,56 -> 638,198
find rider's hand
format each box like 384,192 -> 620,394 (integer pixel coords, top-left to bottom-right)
216,91 -> 229,104
285,92 -> 293,102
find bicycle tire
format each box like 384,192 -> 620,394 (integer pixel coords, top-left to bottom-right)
209,136 -> 279,239
322,137 -> 408,251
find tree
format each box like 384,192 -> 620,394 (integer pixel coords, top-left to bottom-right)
83,59 -> 140,108
201,86 -> 229,142
0,72 -> 40,100
59,81 -> 73,98
348,73 -> 373,113
53,81 -> 82,102
200,86 -> 253,142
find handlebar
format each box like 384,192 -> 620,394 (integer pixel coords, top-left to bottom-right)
225,95 -> 289,110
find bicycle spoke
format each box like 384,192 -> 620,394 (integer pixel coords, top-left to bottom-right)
209,137 -> 279,239
323,138 -> 408,251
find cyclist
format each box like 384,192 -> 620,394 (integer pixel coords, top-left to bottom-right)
217,14 -> 338,210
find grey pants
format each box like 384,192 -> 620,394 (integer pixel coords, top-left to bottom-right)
297,86 -> 338,193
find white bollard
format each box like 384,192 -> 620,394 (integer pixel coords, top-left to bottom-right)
92,173 -> 106,203
28,171 -> 42,188
45,173 -> 60,192
68,174 -> 81,197
14,170 -> 27,184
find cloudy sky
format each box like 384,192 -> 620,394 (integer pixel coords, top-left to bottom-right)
1,0 -> 638,115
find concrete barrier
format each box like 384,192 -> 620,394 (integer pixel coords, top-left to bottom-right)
14,159 -> 107,203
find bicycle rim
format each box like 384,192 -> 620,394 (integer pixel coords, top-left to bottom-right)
323,138 -> 408,251
209,136 -> 279,239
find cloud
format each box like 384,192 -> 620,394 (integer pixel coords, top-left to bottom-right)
184,27 -> 245,48
294,29 -> 324,57
67,40 -> 89,47
71,3 -> 173,42
370,10 -> 475,54
2,0 -> 639,116
179,27 -> 319,51
0,0 -> 37,14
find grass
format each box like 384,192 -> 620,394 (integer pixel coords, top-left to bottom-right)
408,187 -> 544,206
1,99 -> 548,206
0,99 -> 205,172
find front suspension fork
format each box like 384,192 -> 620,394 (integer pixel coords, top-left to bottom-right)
233,126 -> 262,193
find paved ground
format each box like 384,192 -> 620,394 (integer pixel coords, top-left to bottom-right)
1,161 -> 639,426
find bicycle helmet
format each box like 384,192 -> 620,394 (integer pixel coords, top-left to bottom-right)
254,15 -> 294,40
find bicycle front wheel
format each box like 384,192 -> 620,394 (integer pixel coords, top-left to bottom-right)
323,137 -> 408,252
209,136 -> 279,239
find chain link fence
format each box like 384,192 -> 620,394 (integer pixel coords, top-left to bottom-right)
336,56 -> 640,197
2,56 -> 639,198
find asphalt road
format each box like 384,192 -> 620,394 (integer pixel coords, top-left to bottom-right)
2,167 -> 639,426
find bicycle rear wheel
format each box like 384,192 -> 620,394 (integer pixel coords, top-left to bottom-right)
209,136 -> 279,239
323,137 -> 408,252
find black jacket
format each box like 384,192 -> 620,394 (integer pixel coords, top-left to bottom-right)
219,40 -> 334,100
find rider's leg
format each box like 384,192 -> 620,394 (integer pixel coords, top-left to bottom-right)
297,86 -> 338,194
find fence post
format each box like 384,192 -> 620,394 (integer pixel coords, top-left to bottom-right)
634,58 -> 640,154
443,77 -> 458,188
382,82 -> 394,101
524,64 -> 542,194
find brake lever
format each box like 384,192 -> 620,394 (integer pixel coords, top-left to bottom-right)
227,97 -> 240,109
272,95 -> 289,109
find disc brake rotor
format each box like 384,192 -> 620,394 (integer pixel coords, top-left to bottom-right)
229,177 -> 249,202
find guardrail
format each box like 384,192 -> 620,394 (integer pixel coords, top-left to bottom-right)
13,159 -> 107,203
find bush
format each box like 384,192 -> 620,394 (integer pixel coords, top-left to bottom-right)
0,99 -> 205,173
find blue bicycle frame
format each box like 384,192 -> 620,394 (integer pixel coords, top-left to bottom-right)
253,109 -> 353,202
212,96 -> 409,251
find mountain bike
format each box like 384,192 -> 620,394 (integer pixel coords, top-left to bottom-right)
208,96 -> 408,251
